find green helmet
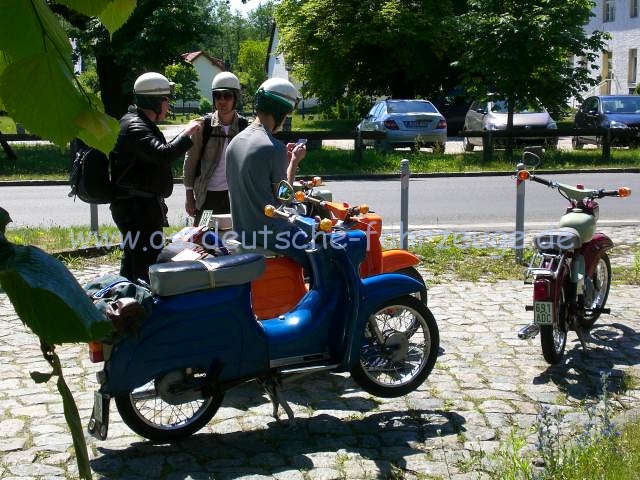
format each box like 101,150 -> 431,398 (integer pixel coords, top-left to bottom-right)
254,78 -> 300,127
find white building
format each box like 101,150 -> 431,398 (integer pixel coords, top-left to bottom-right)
181,51 -> 226,109
584,0 -> 639,95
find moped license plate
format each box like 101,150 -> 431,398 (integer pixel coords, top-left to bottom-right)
533,301 -> 553,325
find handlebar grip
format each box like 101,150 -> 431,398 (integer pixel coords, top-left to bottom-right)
530,175 -> 553,187
599,189 -> 621,197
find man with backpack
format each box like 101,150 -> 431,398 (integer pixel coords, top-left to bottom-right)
183,72 -> 248,226
110,72 -> 201,282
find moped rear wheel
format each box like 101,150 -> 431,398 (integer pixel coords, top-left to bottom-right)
540,281 -> 568,365
351,296 -> 439,397
582,253 -> 611,328
115,370 -> 223,442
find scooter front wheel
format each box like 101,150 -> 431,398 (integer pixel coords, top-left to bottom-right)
582,253 -> 611,328
351,296 -> 439,398
115,372 -> 223,442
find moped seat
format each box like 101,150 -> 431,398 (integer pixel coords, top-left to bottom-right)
534,227 -> 582,251
149,253 -> 265,296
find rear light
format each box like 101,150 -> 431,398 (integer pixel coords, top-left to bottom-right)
88,341 -> 104,363
533,279 -> 550,301
436,118 -> 447,129
383,119 -> 399,130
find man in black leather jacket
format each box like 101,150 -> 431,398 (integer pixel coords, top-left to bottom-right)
110,72 -> 201,282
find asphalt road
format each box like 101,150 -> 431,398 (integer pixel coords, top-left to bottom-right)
1,173 -> 637,231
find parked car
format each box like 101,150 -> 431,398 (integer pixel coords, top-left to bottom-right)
462,98 -> 558,151
431,87 -> 471,136
572,95 -> 640,149
356,99 -> 447,153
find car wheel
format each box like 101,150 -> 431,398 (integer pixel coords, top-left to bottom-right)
462,136 -> 474,152
571,136 -> 583,150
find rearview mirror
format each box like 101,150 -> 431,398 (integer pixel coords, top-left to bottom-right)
276,180 -> 294,202
521,150 -> 541,169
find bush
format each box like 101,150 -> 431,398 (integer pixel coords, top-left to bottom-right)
199,96 -> 212,114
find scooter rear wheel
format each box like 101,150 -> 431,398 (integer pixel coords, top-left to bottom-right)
351,295 -> 439,397
540,280 -> 569,365
115,373 -> 223,442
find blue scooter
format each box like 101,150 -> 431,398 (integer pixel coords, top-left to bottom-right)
87,187 -> 439,442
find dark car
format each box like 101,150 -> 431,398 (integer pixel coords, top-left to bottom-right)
572,95 -> 640,149
431,88 -> 471,136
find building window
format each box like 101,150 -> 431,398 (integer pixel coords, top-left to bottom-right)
631,0 -> 639,17
603,0 -> 615,21
630,49 -> 638,87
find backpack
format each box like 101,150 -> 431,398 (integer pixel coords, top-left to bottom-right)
68,140 -> 114,204
195,114 -> 248,178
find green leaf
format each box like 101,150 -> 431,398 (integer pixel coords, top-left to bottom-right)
0,0 -> 72,63
57,0 -> 137,37
0,53 -> 86,146
0,243 -> 113,344
75,108 -> 120,153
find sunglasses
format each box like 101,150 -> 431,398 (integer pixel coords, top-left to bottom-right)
213,91 -> 234,101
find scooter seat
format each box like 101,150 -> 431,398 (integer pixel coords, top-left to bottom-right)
534,227 -> 582,251
149,253 -> 265,296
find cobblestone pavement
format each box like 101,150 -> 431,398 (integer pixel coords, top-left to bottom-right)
0,226 -> 638,479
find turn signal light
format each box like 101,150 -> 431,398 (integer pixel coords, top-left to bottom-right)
312,176 -> 322,186
88,341 -> 104,363
517,170 -> 530,181
359,204 -> 370,214
618,187 -> 631,197
264,205 -> 275,217
294,191 -> 305,202
319,218 -> 333,232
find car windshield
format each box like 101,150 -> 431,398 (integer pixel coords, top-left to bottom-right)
386,100 -> 437,114
603,97 -> 640,113
490,100 -> 544,114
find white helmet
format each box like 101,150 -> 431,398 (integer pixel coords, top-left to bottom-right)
212,71 -> 241,92
256,78 -> 300,110
134,72 -> 174,96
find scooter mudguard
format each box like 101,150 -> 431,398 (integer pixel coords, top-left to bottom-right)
582,233 -> 614,277
381,249 -> 420,273
101,284 -> 268,396
341,273 -> 426,369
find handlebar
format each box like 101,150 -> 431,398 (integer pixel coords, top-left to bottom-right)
517,170 -> 632,201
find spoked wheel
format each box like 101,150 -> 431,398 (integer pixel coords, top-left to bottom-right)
351,296 -> 439,397
582,253 -> 612,328
115,369 -> 223,442
540,280 -> 569,365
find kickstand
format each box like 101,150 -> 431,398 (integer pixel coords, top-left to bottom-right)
260,377 -> 295,426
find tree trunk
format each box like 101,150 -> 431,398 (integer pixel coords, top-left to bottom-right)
96,52 -> 130,119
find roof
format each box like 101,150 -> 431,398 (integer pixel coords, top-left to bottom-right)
182,51 -> 225,70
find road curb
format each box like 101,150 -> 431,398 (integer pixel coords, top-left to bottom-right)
1,167 -> 638,187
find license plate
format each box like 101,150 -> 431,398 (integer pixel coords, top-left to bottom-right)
94,391 -> 103,419
405,120 -> 431,128
533,301 -> 553,325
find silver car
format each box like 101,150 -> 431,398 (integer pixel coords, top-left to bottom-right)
357,99 -> 447,153
462,98 -> 558,151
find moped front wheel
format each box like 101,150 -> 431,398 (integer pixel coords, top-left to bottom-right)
351,296 -> 439,397
582,253 -> 611,328
115,370 -> 223,442
540,280 -> 569,365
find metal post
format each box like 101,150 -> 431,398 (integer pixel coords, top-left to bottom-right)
515,162 -> 525,264
400,159 -> 409,250
90,204 -> 99,234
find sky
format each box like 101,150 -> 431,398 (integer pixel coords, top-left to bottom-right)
227,0 -> 267,17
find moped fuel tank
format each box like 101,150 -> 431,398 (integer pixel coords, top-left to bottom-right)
559,209 -> 596,243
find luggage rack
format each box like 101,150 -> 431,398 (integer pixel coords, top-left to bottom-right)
524,251 -> 564,283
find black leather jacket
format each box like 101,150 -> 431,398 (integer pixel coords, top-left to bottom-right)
111,106 -> 193,198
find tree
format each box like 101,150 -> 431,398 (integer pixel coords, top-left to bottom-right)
65,0 -> 216,118
165,61 -> 201,111
236,39 -> 269,108
274,0 -> 459,107
455,0 -> 609,156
